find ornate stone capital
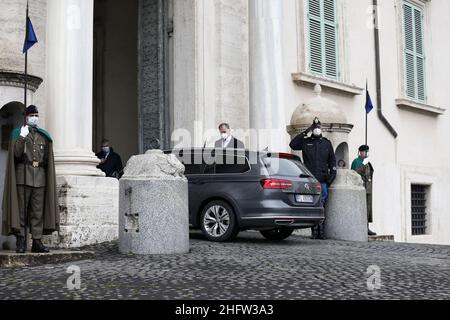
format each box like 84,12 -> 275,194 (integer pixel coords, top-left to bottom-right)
287,123 -> 354,137
0,70 -> 43,92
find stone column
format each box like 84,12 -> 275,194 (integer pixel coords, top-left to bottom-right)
44,0 -> 119,248
249,0 -> 286,152
46,0 -> 103,176
326,170 -> 369,242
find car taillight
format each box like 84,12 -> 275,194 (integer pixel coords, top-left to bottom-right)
278,153 -> 296,160
261,179 -> 293,190
316,182 -> 322,192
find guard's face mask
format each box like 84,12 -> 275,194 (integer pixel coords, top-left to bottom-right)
312,128 -> 322,136
221,133 -> 229,140
359,151 -> 369,158
102,147 -> 110,154
27,116 -> 39,127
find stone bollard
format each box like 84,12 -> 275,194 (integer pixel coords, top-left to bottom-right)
325,169 -> 368,242
119,150 -> 189,255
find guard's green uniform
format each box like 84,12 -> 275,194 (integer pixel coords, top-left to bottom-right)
351,157 -> 374,223
14,127 -> 49,239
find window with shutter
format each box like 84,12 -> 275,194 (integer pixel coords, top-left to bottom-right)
403,1 -> 426,102
307,0 -> 339,79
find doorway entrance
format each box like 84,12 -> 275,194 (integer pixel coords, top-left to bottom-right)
0,101 -> 24,249
93,0 -> 172,163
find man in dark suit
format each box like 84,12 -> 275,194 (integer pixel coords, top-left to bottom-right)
96,139 -> 124,179
214,123 -> 245,149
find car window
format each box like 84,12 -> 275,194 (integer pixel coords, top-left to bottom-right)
203,164 -> 215,175
184,164 -> 204,175
262,157 -> 307,177
202,156 -> 250,175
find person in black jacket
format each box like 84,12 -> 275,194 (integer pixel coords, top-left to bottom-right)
96,139 -> 124,179
290,118 -> 337,240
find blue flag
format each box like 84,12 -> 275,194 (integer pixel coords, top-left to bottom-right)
365,89 -> 374,114
23,16 -> 38,53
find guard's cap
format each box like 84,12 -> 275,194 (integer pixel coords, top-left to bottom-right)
312,117 -> 322,129
359,145 -> 370,152
25,105 -> 39,116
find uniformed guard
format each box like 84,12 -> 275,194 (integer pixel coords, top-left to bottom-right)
2,105 -> 59,253
351,145 -> 376,236
290,118 -> 337,240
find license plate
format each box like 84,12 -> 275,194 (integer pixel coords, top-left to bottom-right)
295,195 -> 314,203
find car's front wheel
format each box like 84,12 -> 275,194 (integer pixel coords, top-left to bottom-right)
260,228 -> 294,241
200,200 -> 239,242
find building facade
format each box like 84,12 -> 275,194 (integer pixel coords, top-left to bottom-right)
0,0 -> 449,247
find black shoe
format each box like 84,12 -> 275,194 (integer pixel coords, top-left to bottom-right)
311,226 -> 319,239
318,233 -> 327,240
318,223 -> 326,240
368,229 -> 377,236
15,236 -> 26,254
31,239 -> 50,253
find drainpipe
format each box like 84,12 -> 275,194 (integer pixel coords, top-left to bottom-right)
373,0 -> 398,138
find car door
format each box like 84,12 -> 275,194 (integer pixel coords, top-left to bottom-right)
196,153 -> 255,222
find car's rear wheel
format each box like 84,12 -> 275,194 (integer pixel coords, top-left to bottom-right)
260,228 -> 294,241
200,200 -> 239,242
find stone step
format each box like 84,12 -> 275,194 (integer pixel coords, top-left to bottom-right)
369,235 -> 395,242
0,250 -> 95,268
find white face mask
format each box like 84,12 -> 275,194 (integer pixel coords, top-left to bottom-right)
221,133 -> 229,140
313,128 -> 322,136
27,116 -> 39,127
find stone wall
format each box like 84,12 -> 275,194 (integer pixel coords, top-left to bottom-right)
44,176 -> 119,248
172,0 -> 250,148
214,0 -> 249,133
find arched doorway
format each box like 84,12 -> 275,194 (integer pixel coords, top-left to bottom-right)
335,142 -> 349,169
0,101 -> 23,250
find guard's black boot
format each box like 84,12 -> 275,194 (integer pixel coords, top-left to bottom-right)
368,229 -> 377,236
311,226 -> 319,239
31,239 -> 50,253
15,236 -> 26,254
318,223 -> 326,240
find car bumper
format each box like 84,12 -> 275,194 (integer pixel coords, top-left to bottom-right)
239,207 -> 325,229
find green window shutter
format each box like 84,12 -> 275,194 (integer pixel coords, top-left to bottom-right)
308,0 -> 323,74
307,0 -> 339,79
403,2 -> 426,102
323,0 -> 338,78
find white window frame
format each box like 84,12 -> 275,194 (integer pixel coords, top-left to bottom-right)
400,167 -> 436,244
299,0 -> 347,80
305,0 -> 340,79
396,0 -> 430,104
294,0 -> 364,96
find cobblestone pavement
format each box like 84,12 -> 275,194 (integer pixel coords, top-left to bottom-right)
1,231 -> 450,300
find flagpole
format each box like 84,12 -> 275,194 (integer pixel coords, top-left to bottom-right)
365,80 -> 368,146
24,0 -> 28,121
23,0 -> 29,251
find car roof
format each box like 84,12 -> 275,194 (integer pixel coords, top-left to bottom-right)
163,148 -> 303,161
164,148 -> 262,157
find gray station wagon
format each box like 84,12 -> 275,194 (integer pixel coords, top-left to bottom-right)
164,148 -> 324,242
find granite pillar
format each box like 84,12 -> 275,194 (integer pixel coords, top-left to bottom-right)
326,169 -> 368,242
119,150 -> 189,255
